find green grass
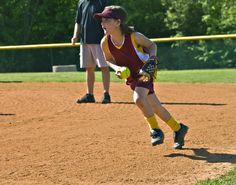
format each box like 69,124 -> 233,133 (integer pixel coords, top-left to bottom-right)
0,69 -> 235,83
196,166 -> 236,185
157,69 -> 236,83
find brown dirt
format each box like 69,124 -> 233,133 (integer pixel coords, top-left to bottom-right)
0,82 -> 236,185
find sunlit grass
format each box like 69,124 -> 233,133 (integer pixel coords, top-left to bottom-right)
0,69 -> 235,83
196,166 -> 236,185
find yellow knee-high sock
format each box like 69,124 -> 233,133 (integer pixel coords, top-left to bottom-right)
144,115 -> 159,129
166,117 -> 180,131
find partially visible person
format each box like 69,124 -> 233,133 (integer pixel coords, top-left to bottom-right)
71,0 -> 111,104
94,5 -> 189,149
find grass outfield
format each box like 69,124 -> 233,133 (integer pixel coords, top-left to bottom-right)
196,167 -> 236,185
0,68 -> 235,185
0,68 -> 235,83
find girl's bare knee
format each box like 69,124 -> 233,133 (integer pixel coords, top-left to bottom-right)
133,96 -> 145,107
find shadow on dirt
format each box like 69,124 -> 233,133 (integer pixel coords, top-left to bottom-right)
0,81 -> 22,83
164,148 -> 236,164
161,102 -> 226,106
110,102 -> 226,106
0,113 -> 15,116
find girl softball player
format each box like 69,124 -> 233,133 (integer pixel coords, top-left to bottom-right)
94,5 -> 189,149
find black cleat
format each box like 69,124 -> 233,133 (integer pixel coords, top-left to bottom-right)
173,123 -> 189,149
101,92 -> 111,104
76,93 -> 95,103
150,129 -> 164,146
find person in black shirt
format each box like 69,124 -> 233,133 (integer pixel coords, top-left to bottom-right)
71,0 -> 111,104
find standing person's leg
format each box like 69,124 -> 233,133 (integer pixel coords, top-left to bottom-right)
133,87 -> 164,146
147,93 -> 189,149
91,44 -> 111,104
100,66 -> 111,103
76,44 -> 96,103
86,67 -> 95,94
100,66 -> 110,93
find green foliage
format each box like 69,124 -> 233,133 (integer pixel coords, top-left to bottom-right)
109,0 -> 169,37
0,0 -> 76,45
1,0 -> 236,44
0,0 -> 236,72
163,0 -> 207,36
201,0 -> 236,34
161,0 -> 236,69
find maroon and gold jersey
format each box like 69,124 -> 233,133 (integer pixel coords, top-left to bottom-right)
105,32 -> 149,80
104,32 -> 154,94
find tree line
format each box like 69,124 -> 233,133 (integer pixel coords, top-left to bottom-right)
0,0 -> 235,72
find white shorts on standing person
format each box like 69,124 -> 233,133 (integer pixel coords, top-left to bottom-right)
71,0 -> 111,104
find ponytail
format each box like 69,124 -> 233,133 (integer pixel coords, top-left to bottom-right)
120,24 -> 135,34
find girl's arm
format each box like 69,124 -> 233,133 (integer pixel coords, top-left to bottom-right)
134,32 -> 157,57
71,23 -> 80,45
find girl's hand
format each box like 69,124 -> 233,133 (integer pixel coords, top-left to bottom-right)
139,56 -> 158,82
115,66 -> 131,79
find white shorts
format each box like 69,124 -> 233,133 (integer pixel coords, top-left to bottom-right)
80,44 -> 108,68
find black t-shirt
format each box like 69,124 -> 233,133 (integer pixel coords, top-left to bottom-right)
76,0 -> 107,44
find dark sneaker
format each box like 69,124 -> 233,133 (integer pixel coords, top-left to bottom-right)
101,92 -> 111,104
150,129 -> 164,146
173,123 -> 189,149
76,93 -> 95,103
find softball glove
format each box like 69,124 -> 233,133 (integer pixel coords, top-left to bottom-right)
139,56 -> 159,82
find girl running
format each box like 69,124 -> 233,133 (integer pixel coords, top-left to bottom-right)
94,5 -> 189,149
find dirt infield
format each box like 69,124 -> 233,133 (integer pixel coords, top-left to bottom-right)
0,82 -> 236,185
